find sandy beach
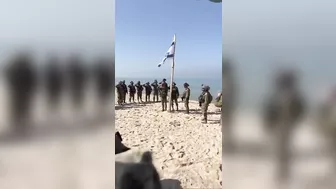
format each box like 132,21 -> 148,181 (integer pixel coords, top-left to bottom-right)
115,98 -> 222,189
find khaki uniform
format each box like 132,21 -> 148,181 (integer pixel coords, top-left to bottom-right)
160,82 -> 168,111
202,92 -> 210,123
171,86 -> 179,110
151,82 -> 159,102
184,88 -> 190,114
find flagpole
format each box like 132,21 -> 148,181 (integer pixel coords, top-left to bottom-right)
168,34 -> 176,112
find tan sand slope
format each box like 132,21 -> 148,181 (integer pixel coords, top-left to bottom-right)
115,100 -> 222,189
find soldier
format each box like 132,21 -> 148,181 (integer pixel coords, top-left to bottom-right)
215,91 -> 222,125
222,59 -> 237,152
144,82 -> 152,102
128,81 -> 136,103
159,78 -> 168,111
66,55 -> 87,109
93,58 -> 113,108
181,83 -> 190,114
121,80 -> 128,103
263,68 -> 305,185
151,79 -> 159,102
44,56 -> 63,111
5,52 -> 37,134
200,85 -> 212,123
116,81 -> 123,105
135,81 -> 144,103
315,86 -> 336,172
198,85 -> 206,107
170,82 -> 179,111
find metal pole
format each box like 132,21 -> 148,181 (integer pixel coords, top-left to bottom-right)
168,34 -> 176,112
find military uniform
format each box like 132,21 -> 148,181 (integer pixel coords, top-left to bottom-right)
135,81 -> 144,103
128,81 -> 136,103
45,56 -> 63,110
182,83 -> 190,114
5,53 -> 37,133
201,86 -> 211,123
316,89 -> 336,171
121,80 -> 128,103
94,58 -> 113,108
116,81 -> 123,105
221,59 -> 238,153
151,80 -> 159,102
170,82 -> 179,111
159,79 -> 168,111
144,82 -> 152,102
263,69 -> 305,184
67,55 -> 87,109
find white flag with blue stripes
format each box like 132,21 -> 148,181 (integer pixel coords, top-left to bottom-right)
158,35 -> 175,67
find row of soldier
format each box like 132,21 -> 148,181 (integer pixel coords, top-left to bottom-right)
116,78 -> 215,123
2,52 -> 113,134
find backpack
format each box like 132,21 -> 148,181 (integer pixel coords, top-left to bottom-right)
208,92 -> 213,104
214,95 -> 222,107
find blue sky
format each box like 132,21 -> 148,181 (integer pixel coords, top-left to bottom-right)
115,0 -> 222,78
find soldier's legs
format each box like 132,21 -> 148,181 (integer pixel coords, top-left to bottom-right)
185,101 -> 189,114
10,95 -> 31,134
202,106 -> 208,123
174,98 -> 178,110
139,93 -> 143,102
222,110 -> 234,152
137,94 -> 140,103
161,96 -> 165,111
164,96 -> 167,110
274,124 -> 292,185
123,93 -> 127,103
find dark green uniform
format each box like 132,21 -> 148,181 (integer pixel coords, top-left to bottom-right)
263,69 -> 305,184
159,79 -> 168,111
316,89 -> 336,171
128,81 -> 136,103
151,80 -> 159,102
135,81 -> 143,103
116,81 -> 123,105
170,82 -> 179,111
5,52 -> 37,134
144,82 -> 152,102
201,86 -> 211,123
182,83 -> 190,114
121,80 -> 127,103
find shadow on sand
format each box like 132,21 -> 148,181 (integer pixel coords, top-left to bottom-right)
161,179 -> 182,189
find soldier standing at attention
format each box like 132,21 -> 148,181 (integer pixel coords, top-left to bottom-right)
128,81 -> 136,103
198,84 -> 206,107
144,82 -> 152,102
93,58 -> 113,112
170,82 -> 179,111
5,52 -> 37,134
116,81 -> 123,105
121,80 -> 128,104
44,56 -> 63,111
222,59 -> 237,153
159,78 -> 168,111
66,55 -> 87,109
200,85 -> 212,123
181,83 -> 190,114
135,81 -> 144,103
263,68 -> 305,186
151,79 -> 159,102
